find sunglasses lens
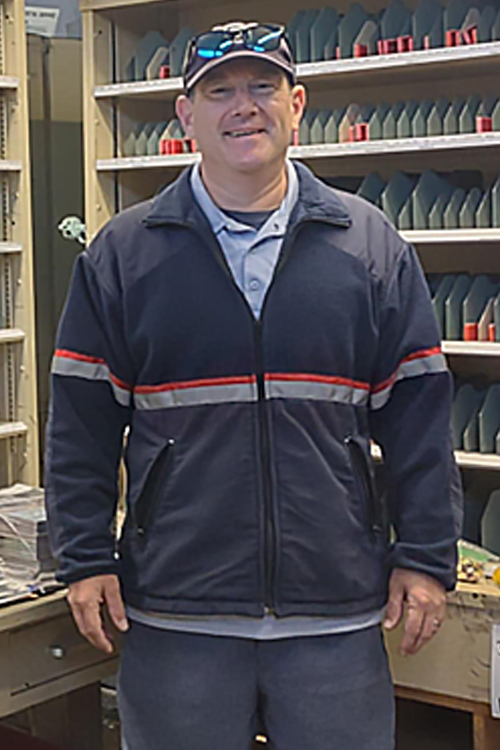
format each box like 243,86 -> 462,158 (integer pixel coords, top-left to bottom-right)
246,25 -> 284,51
195,31 -> 232,58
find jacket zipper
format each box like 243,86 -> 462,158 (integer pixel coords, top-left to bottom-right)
135,439 -> 175,536
255,321 -> 275,612
344,436 -> 382,534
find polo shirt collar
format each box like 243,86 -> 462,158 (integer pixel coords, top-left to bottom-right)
190,160 -> 299,237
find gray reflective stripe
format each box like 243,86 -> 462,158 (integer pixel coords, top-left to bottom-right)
265,378 -> 369,406
371,352 -> 448,410
51,355 -> 131,407
134,381 -> 258,410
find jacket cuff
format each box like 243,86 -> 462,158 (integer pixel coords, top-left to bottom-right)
389,541 -> 458,592
56,560 -> 121,585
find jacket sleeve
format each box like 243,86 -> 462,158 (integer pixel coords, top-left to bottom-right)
45,239 -> 134,584
369,243 -> 463,591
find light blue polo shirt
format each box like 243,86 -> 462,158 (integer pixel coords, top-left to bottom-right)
127,162 -> 383,638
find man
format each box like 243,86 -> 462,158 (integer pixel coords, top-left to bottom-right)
45,21 -> 461,750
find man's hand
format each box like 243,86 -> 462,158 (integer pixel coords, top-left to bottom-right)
383,568 -> 446,656
67,574 -> 129,653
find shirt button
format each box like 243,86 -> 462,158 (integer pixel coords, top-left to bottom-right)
249,279 -> 260,291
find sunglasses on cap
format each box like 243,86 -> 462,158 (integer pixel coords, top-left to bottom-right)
189,23 -> 288,59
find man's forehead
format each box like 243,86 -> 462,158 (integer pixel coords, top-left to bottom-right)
200,58 -> 284,85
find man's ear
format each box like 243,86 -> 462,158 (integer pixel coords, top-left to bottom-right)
176,94 -> 195,138
291,84 -> 307,131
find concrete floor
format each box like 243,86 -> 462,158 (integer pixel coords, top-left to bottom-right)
102,693 -> 473,749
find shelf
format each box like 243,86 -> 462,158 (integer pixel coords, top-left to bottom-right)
95,76 -> 183,100
0,160 -> 22,172
455,452 -> 500,471
0,329 -> 25,344
442,341 -> 500,357
0,76 -> 19,90
0,242 -> 22,254
93,41 -> 500,100
402,229 -> 500,245
97,133 -> 500,172
372,444 -> 500,471
97,152 -> 198,171
0,422 -> 28,439
290,133 -> 500,161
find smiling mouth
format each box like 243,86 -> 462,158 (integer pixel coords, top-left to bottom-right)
223,128 -> 267,138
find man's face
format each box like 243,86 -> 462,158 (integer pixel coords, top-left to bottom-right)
176,59 -> 306,175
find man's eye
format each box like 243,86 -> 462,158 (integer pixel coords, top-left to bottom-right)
210,86 -> 231,96
252,82 -> 275,93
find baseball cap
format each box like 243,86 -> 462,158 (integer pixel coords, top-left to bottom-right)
182,22 -> 296,93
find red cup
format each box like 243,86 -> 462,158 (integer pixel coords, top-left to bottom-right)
160,138 -> 170,155
159,65 -> 170,79
464,323 -> 479,341
423,35 -> 431,50
488,323 -> 496,342
397,35 -> 414,53
446,30 -> 461,47
169,139 -> 184,154
462,26 -> 478,45
354,123 -> 369,141
354,43 -> 368,57
476,116 -> 493,133
184,138 -> 197,152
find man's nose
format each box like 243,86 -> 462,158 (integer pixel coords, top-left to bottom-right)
230,86 -> 258,116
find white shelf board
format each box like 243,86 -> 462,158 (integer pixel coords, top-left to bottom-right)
442,341 -> 500,357
93,42 -> 500,100
97,152 -> 199,171
372,444 -> 500,470
0,242 -> 22,254
0,421 -> 28,439
95,76 -> 183,99
455,451 -> 500,470
298,41 -> 500,79
290,133 -> 500,160
0,76 -> 19,90
97,133 -> 500,171
402,229 -> 500,244
0,329 -> 25,344
0,160 -> 22,172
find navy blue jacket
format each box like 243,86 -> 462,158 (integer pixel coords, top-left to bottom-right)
45,163 -> 461,617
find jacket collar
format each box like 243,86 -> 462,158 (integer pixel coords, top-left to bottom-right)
143,161 -> 352,230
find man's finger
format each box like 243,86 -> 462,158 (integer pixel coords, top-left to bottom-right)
70,600 -> 114,653
400,604 -> 425,656
383,576 -> 404,630
411,613 -> 442,654
104,578 -> 129,632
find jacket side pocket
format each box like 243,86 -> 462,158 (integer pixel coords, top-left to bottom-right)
135,439 -> 175,536
344,435 -> 383,534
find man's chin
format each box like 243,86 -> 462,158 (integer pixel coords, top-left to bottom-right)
226,151 -> 282,175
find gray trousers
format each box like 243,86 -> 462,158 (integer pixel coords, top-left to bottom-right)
118,622 -> 395,750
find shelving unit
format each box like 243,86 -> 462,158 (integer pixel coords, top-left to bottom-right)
92,41 -> 500,100
0,0 -> 39,487
95,133 -> 500,173
442,341 -> 500,357
82,0 -> 500,485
